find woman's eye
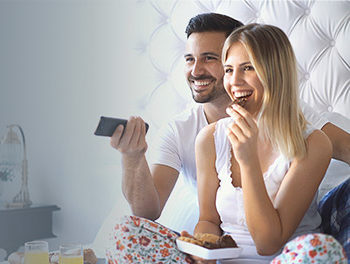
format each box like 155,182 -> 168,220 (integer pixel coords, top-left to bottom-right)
225,68 -> 233,73
244,65 -> 254,71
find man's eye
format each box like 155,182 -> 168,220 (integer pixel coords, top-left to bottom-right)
205,56 -> 217,61
185,57 -> 194,63
244,65 -> 254,71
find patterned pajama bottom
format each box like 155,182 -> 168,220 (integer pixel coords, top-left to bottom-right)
106,215 -> 192,264
106,215 -> 347,264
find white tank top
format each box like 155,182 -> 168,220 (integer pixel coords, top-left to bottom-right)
214,117 -> 321,262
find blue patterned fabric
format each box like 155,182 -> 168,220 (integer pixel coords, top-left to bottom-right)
318,178 -> 350,262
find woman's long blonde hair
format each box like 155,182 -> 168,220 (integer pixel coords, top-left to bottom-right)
222,23 -> 307,159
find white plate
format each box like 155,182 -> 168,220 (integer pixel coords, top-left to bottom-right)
176,239 -> 242,260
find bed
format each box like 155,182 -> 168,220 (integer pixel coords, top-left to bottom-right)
92,0 -> 350,256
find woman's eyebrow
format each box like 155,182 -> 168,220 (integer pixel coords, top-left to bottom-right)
239,61 -> 251,66
224,61 -> 250,67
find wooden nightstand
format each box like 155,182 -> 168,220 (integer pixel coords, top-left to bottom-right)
0,204 -> 60,256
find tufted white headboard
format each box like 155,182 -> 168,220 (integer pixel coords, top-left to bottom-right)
134,0 -> 350,190
93,0 -> 349,255
136,0 -> 349,129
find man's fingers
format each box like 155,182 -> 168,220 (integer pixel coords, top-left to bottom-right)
110,125 -> 124,148
121,116 -> 137,146
135,117 -> 147,145
110,116 -> 148,155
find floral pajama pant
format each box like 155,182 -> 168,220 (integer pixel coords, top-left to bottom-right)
106,215 -> 347,264
106,215 -> 192,264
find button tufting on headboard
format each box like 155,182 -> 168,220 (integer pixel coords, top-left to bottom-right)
134,0 -> 349,131
135,0 -> 350,202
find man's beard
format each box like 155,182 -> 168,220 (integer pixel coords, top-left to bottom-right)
190,83 -> 227,103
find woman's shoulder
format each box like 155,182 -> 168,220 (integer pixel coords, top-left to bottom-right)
196,122 -> 216,143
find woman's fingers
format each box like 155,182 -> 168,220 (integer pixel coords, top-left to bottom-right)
227,108 -> 252,137
231,103 -> 257,129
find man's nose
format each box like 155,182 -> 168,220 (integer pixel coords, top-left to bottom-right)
191,61 -> 205,77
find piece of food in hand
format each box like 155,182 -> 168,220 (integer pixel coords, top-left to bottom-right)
217,235 -> 238,248
232,97 -> 247,107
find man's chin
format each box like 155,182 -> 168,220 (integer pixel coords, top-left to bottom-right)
192,95 -> 211,103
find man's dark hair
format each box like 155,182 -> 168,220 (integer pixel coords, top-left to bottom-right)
185,13 -> 243,38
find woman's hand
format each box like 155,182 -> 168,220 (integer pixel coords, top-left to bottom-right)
226,103 -> 259,164
179,231 -> 216,264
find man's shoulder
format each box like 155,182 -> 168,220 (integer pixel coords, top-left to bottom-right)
158,103 -> 206,137
167,103 -> 205,126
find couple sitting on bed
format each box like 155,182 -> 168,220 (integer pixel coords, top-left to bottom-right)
107,13 -> 349,263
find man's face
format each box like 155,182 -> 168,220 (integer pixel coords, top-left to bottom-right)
184,32 -> 228,103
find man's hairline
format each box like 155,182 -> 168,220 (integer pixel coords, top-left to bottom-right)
186,30 -> 230,39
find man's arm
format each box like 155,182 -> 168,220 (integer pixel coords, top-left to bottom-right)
321,122 -> 350,165
122,155 -> 178,220
300,100 -> 350,165
111,116 -> 179,220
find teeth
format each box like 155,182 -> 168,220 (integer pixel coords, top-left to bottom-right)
194,80 -> 211,86
234,91 -> 252,98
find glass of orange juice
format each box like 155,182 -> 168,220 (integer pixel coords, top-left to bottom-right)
24,241 -> 49,264
59,244 -> 83,264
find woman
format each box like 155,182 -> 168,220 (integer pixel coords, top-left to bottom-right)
193,23 -> 346,263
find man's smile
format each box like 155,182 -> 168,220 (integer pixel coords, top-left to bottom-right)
190,78 -> 215,92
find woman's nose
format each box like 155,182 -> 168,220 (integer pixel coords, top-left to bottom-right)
230,70 -> 244,86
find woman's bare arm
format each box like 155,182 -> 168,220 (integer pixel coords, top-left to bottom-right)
194,123 -> 222,237
226,104 -> 332,255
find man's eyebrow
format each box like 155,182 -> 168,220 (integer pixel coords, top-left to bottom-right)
201,52 -> 220,57
184,52 -> 220,58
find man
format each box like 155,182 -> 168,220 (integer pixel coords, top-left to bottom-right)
108,13 -> 350,262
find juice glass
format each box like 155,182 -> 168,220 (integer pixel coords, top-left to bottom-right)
59,244 -> 83,264
24,241 -> 49,264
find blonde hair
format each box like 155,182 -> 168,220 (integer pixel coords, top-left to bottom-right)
222,23 -> 307,159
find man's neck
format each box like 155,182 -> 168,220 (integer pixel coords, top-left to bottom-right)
203,96 -> 231,124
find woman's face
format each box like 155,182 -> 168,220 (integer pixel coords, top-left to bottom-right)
223,42 -> 264,117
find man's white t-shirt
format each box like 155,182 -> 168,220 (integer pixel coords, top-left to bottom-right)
149,100 -> 328,233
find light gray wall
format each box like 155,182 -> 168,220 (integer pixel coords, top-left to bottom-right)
0,0 -> 144,250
